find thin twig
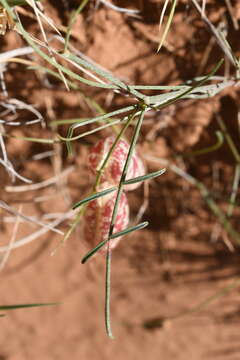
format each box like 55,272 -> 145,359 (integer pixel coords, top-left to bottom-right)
0,210 -> 74,253
5,166 -> 74,192
0,201 -> 63,235
224,0 -> 239,30
191,0 -> 237,67
0,158 -> 32,183
0,205 -> 22,270
98,0 -> 140,15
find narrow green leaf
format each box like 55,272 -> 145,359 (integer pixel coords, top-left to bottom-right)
65,54 -> 146,101
4,0 -> 41,6
58,119 -> 120,143
51,118 -> 89,126
81,239 -> 107,264
81,221 -> 148,264
123,168 -> 166,185
69,106 -> 134,132
227,164 -> 240,217
0,302 -> 59,311
153,58 -> 224,109
1,133 -> 57,144
110,221 -> 149,239
72,186 -> 117,210
217,115 -> 240,163
62,105 -> 135,155
64,0 -> 89,52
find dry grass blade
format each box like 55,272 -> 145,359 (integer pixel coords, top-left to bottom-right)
224,0 -> 239,30
159,0 -> 170,31
0,204 -> 22,270
157,0 -> 177,52
0,157 -> 32,183
191,0 -> 238,67
25,0 -> 62,36
98,0 -> 140,15
0,98 -> 44,127
0,209 -> 74,253
5,166 -> 74,192
0,201 -> 63,235
0,46 -> 33,61
59,53 -> 108,86
16,2 -> 68,89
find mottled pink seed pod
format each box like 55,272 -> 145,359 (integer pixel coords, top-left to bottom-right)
89,136 -> 145,191
83,184 -> 129,254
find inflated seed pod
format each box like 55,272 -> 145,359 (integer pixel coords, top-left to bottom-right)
83,183 -> 129,253
88,135 -> 145,191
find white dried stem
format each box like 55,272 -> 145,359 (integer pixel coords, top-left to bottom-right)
0,201 -> 63,235
5,166 -> 74,192
0,209 -> 75,253
0,205 -> 22,270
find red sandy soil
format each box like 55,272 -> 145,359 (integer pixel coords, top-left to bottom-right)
0,1 -> 240,359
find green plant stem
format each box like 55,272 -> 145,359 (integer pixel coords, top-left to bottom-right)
94,107 -> 139,190
64,105 -> 135,155
64,0 -> 89,52
191,0 -> 238,67
227,163 -> 240,217
216,115 -> 240,163
2,0 -> 41,6
105,250 -> 113,338
105,109 -> 146,338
